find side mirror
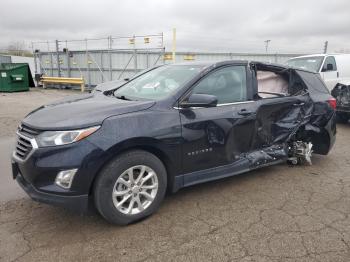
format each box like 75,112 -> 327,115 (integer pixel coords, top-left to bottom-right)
180,94 -> 218,108
322,63 -> 334,72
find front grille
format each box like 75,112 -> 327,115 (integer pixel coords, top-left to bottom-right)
15,136 -> 33,159
15,124 -> 41,160
19,124 -> 41,138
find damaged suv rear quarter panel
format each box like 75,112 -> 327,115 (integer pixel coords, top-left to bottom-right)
240,63 -> 334,168
296,70 -> 336,154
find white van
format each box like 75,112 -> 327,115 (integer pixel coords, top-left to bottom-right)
286,54 -> 350,91
287,54 -> 350,122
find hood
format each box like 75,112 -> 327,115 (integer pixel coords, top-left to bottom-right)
22,93 -> 155,130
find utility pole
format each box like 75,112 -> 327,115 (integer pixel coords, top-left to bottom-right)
55,40 -> 61,77
264,40 -> 271,54
85,39 -> 91,88
66,40 -> 71,78
172,28 -> 176,63
108,36 -> 113,80
133,35 -> 137,73
323,41 -> 328,54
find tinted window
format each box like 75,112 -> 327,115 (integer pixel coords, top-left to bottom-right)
191,66 -> 247,104
323,56 -> 337,71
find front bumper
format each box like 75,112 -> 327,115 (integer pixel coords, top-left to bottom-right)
11,136 -> 108,213
15,172 -> 89,213
12,154 -> 89,212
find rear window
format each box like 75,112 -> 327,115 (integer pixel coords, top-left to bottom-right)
296,70 -> 330,94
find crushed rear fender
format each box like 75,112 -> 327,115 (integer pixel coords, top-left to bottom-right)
331,84 -> 350,113
240,67 -> 336,168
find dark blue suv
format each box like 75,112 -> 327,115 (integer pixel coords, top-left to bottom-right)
12,61 -> 336,225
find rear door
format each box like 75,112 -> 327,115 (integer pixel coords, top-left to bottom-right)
252,65 -> 309,150
252,96 -> 308,149
179,65 -> 257,174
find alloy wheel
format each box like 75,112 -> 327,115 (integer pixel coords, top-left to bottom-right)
112,165 -> 159,215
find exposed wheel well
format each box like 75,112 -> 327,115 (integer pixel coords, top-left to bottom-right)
308,129 -> 330,155
293,124 -> 331,156
297,129 -> 330,155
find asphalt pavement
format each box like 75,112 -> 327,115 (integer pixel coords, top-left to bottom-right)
1,90 -> 350,262
0,137 -> 26,202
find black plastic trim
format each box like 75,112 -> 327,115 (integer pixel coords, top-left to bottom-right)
15,173 -> 89,213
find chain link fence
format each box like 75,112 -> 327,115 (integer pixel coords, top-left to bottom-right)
32,34 -> 305,88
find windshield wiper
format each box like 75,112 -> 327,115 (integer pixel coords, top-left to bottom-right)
115,95 -> 132,101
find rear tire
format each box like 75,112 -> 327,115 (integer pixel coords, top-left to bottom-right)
94,150 -> 167,225
337,112 -> 349,123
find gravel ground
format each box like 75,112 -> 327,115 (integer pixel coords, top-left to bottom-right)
0,88 -> 80,138
1,89 -> 350,262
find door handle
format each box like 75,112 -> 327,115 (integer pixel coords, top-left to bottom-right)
237,109 -> 253,116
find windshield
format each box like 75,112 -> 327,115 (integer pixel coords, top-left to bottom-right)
114,65 -> 203,100
286,56 -> 324,72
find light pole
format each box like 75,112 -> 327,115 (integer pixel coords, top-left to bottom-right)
172,28 -> 176,63
264,40 -> 271,53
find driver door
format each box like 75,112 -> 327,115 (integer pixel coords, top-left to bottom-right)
179,65 -> 257,174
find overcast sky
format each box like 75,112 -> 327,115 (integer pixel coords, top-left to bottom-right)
1,0 -> 350,54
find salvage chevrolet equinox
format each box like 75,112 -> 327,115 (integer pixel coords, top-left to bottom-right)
12,61 -> 336,225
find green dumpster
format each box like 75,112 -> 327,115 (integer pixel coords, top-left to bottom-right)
0,63 -> 34,92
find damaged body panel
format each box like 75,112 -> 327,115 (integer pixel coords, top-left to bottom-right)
176,62 -> 336,189
331,83 -> 350,122
12,60 -> 336,218
332,84 -> 350,112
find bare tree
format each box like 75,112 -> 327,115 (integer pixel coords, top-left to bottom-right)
7,41 -> 25,56
5,41 -> 32,56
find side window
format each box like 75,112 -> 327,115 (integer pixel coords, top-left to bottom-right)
191,66 -> 247,104
323,56 -> 337,71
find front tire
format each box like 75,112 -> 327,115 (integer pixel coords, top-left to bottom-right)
94,150 -> 167,225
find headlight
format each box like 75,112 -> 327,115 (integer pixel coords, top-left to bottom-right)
36,126 -> 100,147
